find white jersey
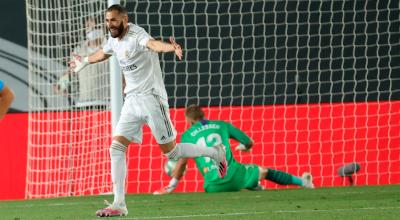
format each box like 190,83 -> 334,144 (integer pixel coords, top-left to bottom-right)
102,23 -> 168,99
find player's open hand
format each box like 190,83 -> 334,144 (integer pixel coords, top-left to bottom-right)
169,37 -> 183,60
68,53 -> 81,69
69,53 -> 89,73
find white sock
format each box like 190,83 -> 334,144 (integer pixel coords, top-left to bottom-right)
110,141 -> 127,207
165,143 -> 218,160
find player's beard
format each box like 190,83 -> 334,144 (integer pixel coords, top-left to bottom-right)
109,22 -> 125,38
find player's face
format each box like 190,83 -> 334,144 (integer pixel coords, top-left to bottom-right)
105,11 -> 127,38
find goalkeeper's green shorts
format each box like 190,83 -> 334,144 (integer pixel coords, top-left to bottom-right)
204,163 -> 260,193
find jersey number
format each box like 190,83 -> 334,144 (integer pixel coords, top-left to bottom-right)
196,133 -> 222,164
196,133 -> 222,147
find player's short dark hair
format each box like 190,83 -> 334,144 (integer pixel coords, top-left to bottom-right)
185,105 -> 205,121
106,4 -> 127,16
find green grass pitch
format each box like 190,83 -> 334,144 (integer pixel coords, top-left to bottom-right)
1,185 -> 400,220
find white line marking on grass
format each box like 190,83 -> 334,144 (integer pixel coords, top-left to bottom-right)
273,206 -> 400,213
110,211 -> 268,219
113,206 -> 400,219
0,194 -> 273,209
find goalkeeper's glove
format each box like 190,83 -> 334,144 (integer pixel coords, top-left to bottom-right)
71,55 -> 89,73
235,143 -> 251,152
165,177 -> 179,192
153,178 -> 179,195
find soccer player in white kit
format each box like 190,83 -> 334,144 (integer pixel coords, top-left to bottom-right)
70,4 -> 227,217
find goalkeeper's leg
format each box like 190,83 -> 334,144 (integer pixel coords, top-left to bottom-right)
259,167 -> 314,189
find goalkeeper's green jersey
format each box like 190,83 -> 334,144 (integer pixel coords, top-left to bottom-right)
180,119 -> 252,184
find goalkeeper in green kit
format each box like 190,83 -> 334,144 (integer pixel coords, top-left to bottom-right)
154,105 -> 314,194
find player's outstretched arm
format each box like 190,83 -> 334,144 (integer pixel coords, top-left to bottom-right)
69,49 -> 111,73
0,85 -> 14,120
172,158 -> 188,179
225,122 -> 254,152
153,158 -> 188,195
146,37 -> 183,60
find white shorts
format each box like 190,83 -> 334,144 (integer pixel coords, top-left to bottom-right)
114,93 -> 177,144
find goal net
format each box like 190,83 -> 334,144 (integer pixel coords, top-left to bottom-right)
26,0 -> 112,198
26,0 -> 400,198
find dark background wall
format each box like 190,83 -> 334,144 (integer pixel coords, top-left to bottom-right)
127,0 -> 400,107
0,0 -> 28,112
0,0 -> 27,47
